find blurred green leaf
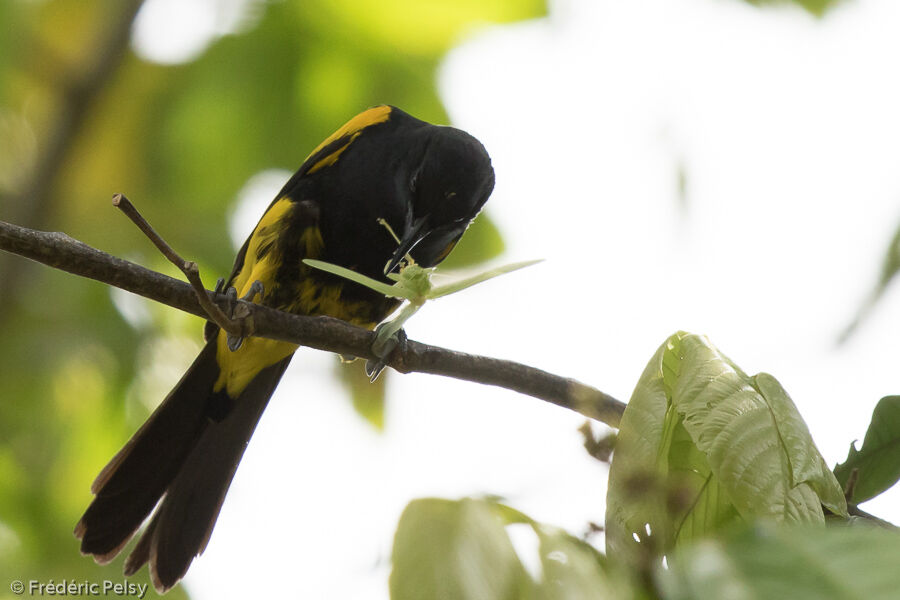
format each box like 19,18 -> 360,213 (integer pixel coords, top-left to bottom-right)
390,498 -> 528,600
742,0 -> 843,17
335,358 -> 387,430
606,332 -> 846,568
659,523 -> 900,600
530,527 -> 638,600
840,223 -> 900,343
834,396 -> 900,504
305,0 -> 545,56
391,497 -> 643,600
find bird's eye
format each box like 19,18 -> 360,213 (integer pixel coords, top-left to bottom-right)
445,191 -> 457,200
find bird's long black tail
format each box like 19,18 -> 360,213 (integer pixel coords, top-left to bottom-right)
75,338 -> 292,591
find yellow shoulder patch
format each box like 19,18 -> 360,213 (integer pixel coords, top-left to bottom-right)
305,105 -> 392,174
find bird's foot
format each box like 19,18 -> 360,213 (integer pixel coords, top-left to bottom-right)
365,325 -> 407,382
217,280 -> 264,351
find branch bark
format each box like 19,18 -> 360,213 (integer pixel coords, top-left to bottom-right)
0,219 -> 627,427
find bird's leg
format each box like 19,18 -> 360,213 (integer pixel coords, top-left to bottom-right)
364,300 -> 422,381
365,326 -> 408,382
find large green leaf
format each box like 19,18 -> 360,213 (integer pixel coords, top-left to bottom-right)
834,396 -> 900,503
605,339 -> 675,566
659,523 -> 900,600
390,498 -> 528,600
606,332 -> 846,567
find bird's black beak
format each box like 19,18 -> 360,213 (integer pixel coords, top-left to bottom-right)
384,215 -> 429,275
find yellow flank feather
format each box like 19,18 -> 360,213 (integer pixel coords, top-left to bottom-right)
299,223 -> 324,257
214,197 -> 297,397
213,334 -> 297,398
292,279 -> 373,327
230,197 -> 294,297
306,105 -> 392,174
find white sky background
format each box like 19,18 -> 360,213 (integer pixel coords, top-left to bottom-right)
132,0 -> 900,597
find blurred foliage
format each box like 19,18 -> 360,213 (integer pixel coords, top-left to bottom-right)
391,496 -> 900,600
839,222 -> 900,343
0,0 -> 543,594
659,522 -> 900,600
391,498 -> 529,600
336,358 -> 388,430
390,497 -> 643,600
743,0 -> 843,17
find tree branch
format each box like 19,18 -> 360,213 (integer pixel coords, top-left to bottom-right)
0,218 -> 626,427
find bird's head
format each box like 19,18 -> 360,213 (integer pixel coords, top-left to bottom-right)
385,126 -> 495,274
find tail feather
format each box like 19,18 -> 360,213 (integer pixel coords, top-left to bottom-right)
126,355 -> 292,591
75,338 -> 293,592
75,340 -> 221,558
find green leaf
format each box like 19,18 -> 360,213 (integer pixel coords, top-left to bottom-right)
753,373 -> 847,515
659,523 -> 900,600
335,359 -> 387,430
665,418 -> 741,547
390,498 -> 528,600
834,396 -> 900,503
531,527 -> 635,600
667,334 -> 845,521
606,332 -> 847,567
605,339 -> 677,566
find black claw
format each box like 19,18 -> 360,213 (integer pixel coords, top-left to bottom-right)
214,277 -> 226,294
365,358 -> 388,381
220,281 -> 264,353
365,326 -> 407,381
226,333 -> 244,352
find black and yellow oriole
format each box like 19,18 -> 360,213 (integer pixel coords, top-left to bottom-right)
74,105 -> 495,591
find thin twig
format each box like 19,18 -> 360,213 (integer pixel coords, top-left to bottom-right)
112,194 -> 240,337
0,218 -> 627,427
